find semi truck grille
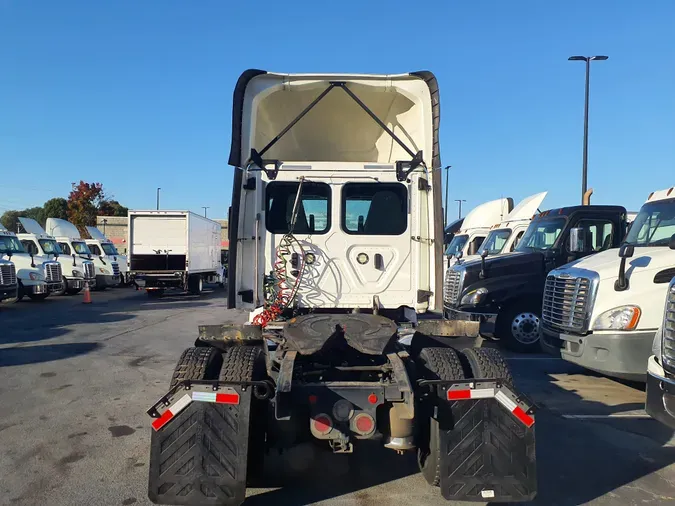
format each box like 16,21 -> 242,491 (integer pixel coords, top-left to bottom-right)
542,275 -> 591,332
112,262 -> 120,277
84,261 -> 95,279
45,263 -> 63,283
663,280 -> 675,373
444,269 -> 462,307
0,263 -> 17,286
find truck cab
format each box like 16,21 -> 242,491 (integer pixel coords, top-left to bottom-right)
0,258 -> 18,302
17,217 -> 96,295
0,224 -> 63,301
465,191 -> 548,264
541,188 -> 675,381
445,197 -> 513,270
646,276 -> 675,428
444,205 -> 627,352
46,218 -> 119,290
85,226 -> 129,285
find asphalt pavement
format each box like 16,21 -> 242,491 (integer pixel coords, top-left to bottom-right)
1,288 -> 674,505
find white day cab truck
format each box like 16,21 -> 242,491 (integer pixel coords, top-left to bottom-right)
17,217 -> 96,295
541,187 -> 675,381
646,276 -> 675,429
128,210 -> 223,297
467,191 -> 548,263
46,218 -> 120,290
0,257 -> 18,302
85,226 -> 130,285
0,223 -> 63,301
146,70 -> 537,505
444,197 -> 513,269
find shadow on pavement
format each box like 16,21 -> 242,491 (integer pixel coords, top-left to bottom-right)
245,441 -> 420,506
0,343 -> 101,367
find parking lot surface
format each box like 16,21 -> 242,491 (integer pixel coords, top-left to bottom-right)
1,289 -> 674,505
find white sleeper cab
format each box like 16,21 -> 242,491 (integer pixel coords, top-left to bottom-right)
85,226 -> 129,285
541,186 -> 675,381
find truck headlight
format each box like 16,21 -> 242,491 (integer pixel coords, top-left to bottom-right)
593,306 -> 641,331
72,270 -> 83,278
99,267 -> 106,274
29,272 -> 43,281
461,287 -> 488,306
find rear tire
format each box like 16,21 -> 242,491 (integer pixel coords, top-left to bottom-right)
460,348 -> 514,387
220,345 -> 268,486
188,275 -> 203,295
169,346 -> 223,389
415,347 -> 465,487
497,303 -> 542,353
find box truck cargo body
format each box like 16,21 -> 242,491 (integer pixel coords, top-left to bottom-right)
128,211 -> 222,295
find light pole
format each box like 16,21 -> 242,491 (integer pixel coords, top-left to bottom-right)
202,207 -> 210,218
569,55 -> 608,204
443,165 -> 451,230
455,199 -> 466,219
156,188 -> 161,210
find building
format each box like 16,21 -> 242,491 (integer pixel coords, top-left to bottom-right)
96,215 -> 229,255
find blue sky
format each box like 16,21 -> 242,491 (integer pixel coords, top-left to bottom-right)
1,1 -> 674,220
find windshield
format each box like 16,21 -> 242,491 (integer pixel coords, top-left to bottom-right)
516,217 -> 566,251
39,239 -> 62,255
478,228 -> 512,255
72,241 -> 92,255
624,199 -> 675,247
445,234 -> 468,257
0,235 -> 27,254
101,243 -> 118,255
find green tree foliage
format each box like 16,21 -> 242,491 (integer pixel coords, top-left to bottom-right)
43,198 -> 69,221
0,210 -> 21,232
98,199 -> 129,217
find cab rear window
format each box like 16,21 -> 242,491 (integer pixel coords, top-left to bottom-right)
342,183 -> 408,235
265,181 -> 331,234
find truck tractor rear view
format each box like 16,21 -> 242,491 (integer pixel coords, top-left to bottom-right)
146,70 -> 537,505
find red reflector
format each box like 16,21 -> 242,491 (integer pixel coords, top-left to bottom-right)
512,406 -> 535,428
215,392 -> 240,404
368,393 -> 378,404
447,389 -> 471,400
354,414 -> 375,434
309,394 -> 318,404
151,410 -> 173,431
313,415 -> 332,434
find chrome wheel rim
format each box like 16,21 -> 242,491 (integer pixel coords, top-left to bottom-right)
511,312 -> 540,344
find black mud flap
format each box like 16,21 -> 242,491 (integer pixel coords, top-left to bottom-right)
435,380 -> 537,502
148,384 -> 254,506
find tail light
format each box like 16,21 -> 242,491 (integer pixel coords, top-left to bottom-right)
352,413 -> 375,436
310,414 -> 333,436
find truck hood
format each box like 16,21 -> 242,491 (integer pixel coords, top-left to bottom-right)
503,192 -> 547,223
560,247 -> 675,282
459,251 -> 545,281
460,198 -> 513,231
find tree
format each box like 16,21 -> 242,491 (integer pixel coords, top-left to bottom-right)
0,210 -> 21,232
43,198 -> 69,222
67,181 -> 106,232
98,199 -> 128,217
22,206 -> 46,227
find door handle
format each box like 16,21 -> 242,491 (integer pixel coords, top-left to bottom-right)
374,253 -> 384,270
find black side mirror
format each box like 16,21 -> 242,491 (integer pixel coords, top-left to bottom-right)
619,244 -> 635,259
479,249 -> 489,279
456,250 -> 464,264
669,234 -> 675,250
99,256 -> 106,265
480,249 -> 489,259
72,253 -> 77,266
357,215 -> 365,233
29,252 -> 35,268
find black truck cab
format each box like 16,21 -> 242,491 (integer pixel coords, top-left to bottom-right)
443,205 -> 628,352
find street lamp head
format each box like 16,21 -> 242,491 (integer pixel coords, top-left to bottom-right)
568,56 -> 588,61
591,55 -> 609,61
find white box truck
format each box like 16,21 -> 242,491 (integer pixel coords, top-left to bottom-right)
128,210 -> 223,296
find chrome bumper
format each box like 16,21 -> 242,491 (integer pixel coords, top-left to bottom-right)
0,284 -> 18,301
26,283 -> 48,295
66,278 -> 85,290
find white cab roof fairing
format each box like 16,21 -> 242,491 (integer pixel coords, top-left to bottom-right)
228,71 -> 439,169
646,187 -> 675,203
503,192 -> 547,224
460,198 -> 514,232
18,217 -> 49,237
45,218 -> 81,239
86,226 -> 110,242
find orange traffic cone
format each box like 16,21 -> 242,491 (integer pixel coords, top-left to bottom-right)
83,282 -> 92,304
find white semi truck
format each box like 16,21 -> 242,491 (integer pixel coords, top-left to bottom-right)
541,187 -> 675,381
466,191 -> 548,263
146,71 -> 537,505
128,210 -> 222,297
0,258 -> 18,302
46,218 -> 120,290
646,276 -> 675,429
445,197 -> 513,268
85,226 -> 130,285
0,223 -> 63,301
17,217 -> 96,295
